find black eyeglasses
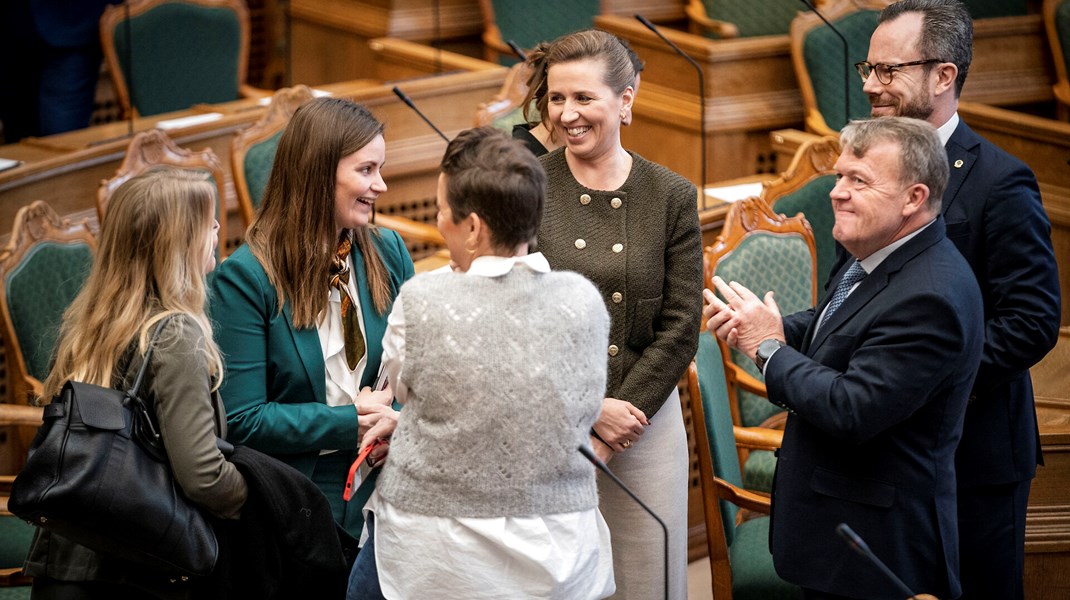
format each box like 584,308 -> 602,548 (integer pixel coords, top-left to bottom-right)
854,59 -> 943,84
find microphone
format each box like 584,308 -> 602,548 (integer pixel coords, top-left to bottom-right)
506,39 -> 528,62
836,523 -> 922,600
635,14 -> 707,202
391,86 -> 449,143
799,0 -> 850,129
579,444 -> 669,600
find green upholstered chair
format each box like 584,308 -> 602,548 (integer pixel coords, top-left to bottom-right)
704,197 -> 817,492
231,85 -> 317,226
0,514 -> 35,597
0,202 -> 95,404
686,0 -> 806,39
763,135 -> 841,286
97,129 -> 228,260
790,0 -> 887,136
1045,0 -> 1070,119
99,0 -> 267,118
962,0 -> 1028,19
687,333 -> 800,600
479,0 -> 600,64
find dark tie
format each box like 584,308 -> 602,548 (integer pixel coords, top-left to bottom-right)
820,260 -> 866,329
329,237 -> 365,370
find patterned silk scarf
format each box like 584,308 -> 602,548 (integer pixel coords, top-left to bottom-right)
328,237 -> 365,370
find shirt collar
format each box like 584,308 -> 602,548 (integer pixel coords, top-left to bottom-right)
466,252 -> 551,278
936,112 -> 960,147
858,219 -> 937,274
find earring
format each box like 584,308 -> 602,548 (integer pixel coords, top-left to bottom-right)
620,111 -> 626,121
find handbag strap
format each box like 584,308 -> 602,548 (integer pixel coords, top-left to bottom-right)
126,317 -> 171,400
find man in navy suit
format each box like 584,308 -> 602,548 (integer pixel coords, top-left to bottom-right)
705,117 -> 984,599
859,2 -> 1062,597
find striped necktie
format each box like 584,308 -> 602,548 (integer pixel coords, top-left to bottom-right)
820,260 -> 866,329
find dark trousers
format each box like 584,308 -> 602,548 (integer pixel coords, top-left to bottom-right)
958,479 -> 1031,600
346,513 -> 385,600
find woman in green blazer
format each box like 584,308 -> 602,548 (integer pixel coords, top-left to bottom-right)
210,98 -> 414,538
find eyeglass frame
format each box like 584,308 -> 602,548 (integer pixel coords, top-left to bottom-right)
854,59 -> 944,85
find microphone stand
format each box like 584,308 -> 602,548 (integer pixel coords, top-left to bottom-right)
836,523 -> 921,600
579,444 -> 669,600
635,14 -> 707,205
391,86 -> 449,143
506,39 -> 528,62
799,0 -> 850,128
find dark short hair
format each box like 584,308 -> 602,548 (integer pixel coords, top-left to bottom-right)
440,127 -> 546,250
840,117 -> 949,212
880,0 -> 973,96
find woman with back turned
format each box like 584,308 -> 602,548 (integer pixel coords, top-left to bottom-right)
528,29 -> 703,600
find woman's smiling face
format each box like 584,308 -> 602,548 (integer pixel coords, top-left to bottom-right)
547,58 -> 632,163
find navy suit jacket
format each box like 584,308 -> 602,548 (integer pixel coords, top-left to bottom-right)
769,219 -> 984,599
943,121 -> 1060,487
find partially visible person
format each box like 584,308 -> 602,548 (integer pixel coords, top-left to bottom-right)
706,117 -> 984,599
857,2 -> 1061,596
532,29 -> 702,600
209,97 -> 414,540
0,0 -> 120,142
346,126 -> 614,600
23,167 -> 247,599
514,37 -> 643,157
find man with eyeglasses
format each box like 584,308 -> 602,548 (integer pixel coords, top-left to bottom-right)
855,1 -> 1061,598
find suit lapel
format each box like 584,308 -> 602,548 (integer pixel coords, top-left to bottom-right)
807,218 -> 947,355
943,121 -> 980,217
351,239 -> 385,390
283,303 -> 327,404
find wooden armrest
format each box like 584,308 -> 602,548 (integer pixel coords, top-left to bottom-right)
239,84 -> 274,100
685,1 -> 740,38
713,476 -> 771,514
733,425 -> 783,451
759,411 -> 788,430
725,361 -> 767,396
0,404 -> 43,427
0,566 -> 32,587
373,214 -> 445,246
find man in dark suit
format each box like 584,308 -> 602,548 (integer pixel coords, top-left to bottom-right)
858,2 -> 1062,597
705,117 -> 984,599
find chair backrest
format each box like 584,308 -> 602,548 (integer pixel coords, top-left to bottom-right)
695,0 -> 805,38
790,0 -> 889,135
962,0 -> 1028,18
479,0 -> 600,63
100,0 -> 249,117
231,85 -> 317,226
474,62 -> 535,134
763,135 -> 841,285
704,197 -> 817,429
0,202 -> 96,403
0,514 -> 36,588
97,129 -> 227,259
1045,0 -> 1070,117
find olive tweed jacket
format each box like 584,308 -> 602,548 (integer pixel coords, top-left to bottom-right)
537,149 -> 702,418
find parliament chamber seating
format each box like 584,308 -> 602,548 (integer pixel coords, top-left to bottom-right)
100,0 -> 270,118
478,0 -> 600,63
686,0 -> 808,39
1045,0 -> 1070,118
703,197 -> 818,493
686,333 -> 798,599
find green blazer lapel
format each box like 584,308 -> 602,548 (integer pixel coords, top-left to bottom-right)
282,302 -> 327,404
350,242 -> 386,390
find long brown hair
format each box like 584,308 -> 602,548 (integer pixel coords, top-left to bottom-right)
42,167 -> 223,400
244,97 -> 392,327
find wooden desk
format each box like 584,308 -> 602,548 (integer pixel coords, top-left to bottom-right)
599,13 -> 1055,186
0,69 -> 508,252
1027,399 -> 1070,600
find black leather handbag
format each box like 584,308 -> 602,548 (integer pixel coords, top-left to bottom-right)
9,321 -> 218,576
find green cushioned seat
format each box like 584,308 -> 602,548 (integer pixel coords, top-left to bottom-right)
699,0 -> 801,38
771,174 -> 837,285
6,241 -> 93,381
802,10 -> 879,132
1058,0 -> 1070,76
243,129 -> 284,212
111,2 -> 243,116
730,517 -> 802,600
0,516 -> 36,598
488,0 -> 599,64
962,0 -> 1027,18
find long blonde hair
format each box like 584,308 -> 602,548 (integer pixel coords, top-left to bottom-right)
41,167 -> 224,401
245,97 -> 393,327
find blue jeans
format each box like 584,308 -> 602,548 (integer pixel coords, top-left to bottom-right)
346,513 -> 386,600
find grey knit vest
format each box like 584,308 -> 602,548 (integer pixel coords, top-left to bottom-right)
375,266 -> 610,518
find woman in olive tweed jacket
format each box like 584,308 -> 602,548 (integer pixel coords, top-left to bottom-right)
530,29 -> 702,600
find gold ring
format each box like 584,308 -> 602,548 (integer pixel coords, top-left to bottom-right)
622,440 -> 632,449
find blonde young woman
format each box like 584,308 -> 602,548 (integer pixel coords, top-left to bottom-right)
529,29 -> 703,600
23,167 -> 247,599
209,97 -> 414,539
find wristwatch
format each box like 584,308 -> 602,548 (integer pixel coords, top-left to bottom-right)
754,339 -> 786,371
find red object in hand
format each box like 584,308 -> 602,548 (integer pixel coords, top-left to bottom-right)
343,439 -> 385,501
